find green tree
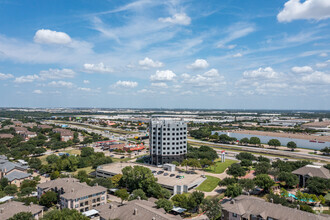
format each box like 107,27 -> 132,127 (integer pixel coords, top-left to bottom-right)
306,177 -> 330,194
236,152 -> 256,161
81,147 -> 94,157
155,199 -> 173,213
46,154 -> 59,164
219,177 -> 237,186
28,158 -> 42,170
254,174 -> 275,192
225,184 -> 242,198
115,189 -> 129,204
111,174 -> 122,188
76,170 -> 89,183
287,141 -> 297,151
188,158 -> 201,170
189,191 -> 205,210
8,212 -> 33,220
20,187 -> 34,197
249,137 -> 261,145
4,185 -> 18,195
255,161 -> 271,175
201,197 -> 222,220
268,139 -> 281,148
240,159 -> 252,167
257,156 -> 270,163
39,191 -> 57,208
238,179 -> 255,192
42,208 -> 89,220
226,163 -> 246,178
50,171 -> 60,180
171,194 -> 189,209
128,189 -> 148,201
89,178 -> 113,189
181,159 -> 189,171
0,177 -> 9,190
171,161 -> 180,166
277,172 -> 299,188
240,138 -> 249,144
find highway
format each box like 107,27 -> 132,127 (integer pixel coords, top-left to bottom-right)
188,139 -> 330,163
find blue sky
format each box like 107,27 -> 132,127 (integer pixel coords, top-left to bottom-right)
0,0 -> 329,109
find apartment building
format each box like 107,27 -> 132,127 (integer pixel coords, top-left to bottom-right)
0,155 -> 31,187
53,128 -> 74,142
0,201 -> 44,220
37,178 -> 107,213
222,195 -> 329,220
149,119 -> 187,165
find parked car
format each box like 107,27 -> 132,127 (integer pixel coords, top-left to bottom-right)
170,174 -> 175,177
164,173 -> 169,176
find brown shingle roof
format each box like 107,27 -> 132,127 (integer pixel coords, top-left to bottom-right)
0,201 -> 43,219
292,165 -> 330,179
96,200 -> 182,220
0,134 -> 14,139
37,178 -> 106,200
222,195 -> 329,220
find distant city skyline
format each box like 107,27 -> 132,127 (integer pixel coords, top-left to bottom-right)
0,0 -> 329,109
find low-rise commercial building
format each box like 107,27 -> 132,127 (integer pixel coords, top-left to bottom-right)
96,162 -> 205,194
37,178 -> 107,213
222,195 -> 329,220
0,201 -> 44,220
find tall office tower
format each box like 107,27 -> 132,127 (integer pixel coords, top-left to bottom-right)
149,119 -> 187,165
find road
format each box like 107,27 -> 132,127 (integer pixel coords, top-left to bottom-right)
188,139 -> 330,163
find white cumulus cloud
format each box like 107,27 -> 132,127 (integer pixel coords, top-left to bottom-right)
187,59 -> 209,70
150,70 -> 176,81
48,81 -> 74,88
33,89 -> 43,94
138,57 -> 164,69
291,66 -> 313,73
151,82 -> 168,88
158,13 -> 191,25
301,71 -> 330,84
83,80 -> 90,84
14,74 -> 39,83
114,80 -> 138,88
243,67 -> 281,79
320,52 -> 328,57
277,0 -> 330,22
0,73 -> 14,80
34,29 -> 72,44
39,68 -> 75,79
83,62 -> 114,73
233,53 -> 243,57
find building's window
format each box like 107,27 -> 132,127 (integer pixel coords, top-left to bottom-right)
153,137 -> 155,139
176,138 -> 179,140
180,151 -> 182,153
158,132 -> 160,135
92,199 -> 96,203
85,201 -> 88,205
172,133 -> 175,135
176,152 -> 179,154
163,128 -> 166,131
85,207 -> 89,211
172,128 -> 175,131
80,209 -> 84,213
163,142 -> 166,145
158,142 -> 160,144
80,202 -> 83,207
176,128 -> 179,131
180,128 -> 182,130
75,204 -> 79,208
184,127 -> 186,130
267,218 -> 274,220
167,128 -> 170,131
158,128 -> 161,130
232,213 -> 237,217
158,137 -> 161,140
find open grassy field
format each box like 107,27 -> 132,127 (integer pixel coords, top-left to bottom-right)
196,175 -> 220,192
204,159 -> 238,174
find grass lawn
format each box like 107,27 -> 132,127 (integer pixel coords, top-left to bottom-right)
196,175 -> 220,192
71,166 -> 94,175
204,159 -> 238,174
